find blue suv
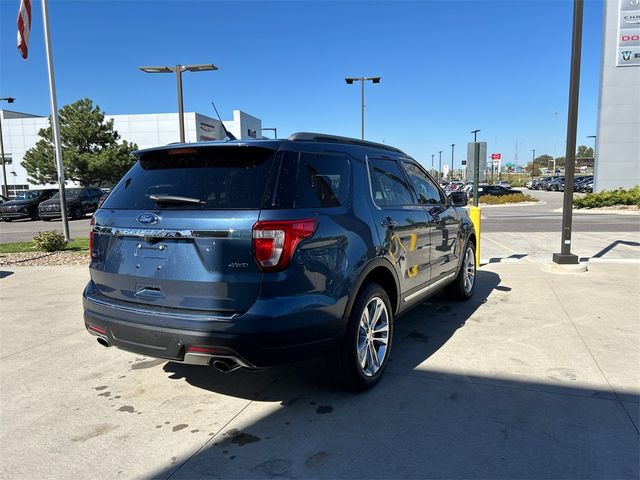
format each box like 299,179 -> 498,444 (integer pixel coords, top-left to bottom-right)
83,133 -> 476,390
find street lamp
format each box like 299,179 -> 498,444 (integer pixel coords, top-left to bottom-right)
470,130 -> 481,206
139,64 -> 218,143
0,97 -> 16,197
587,135 -> 596,173
451,144 -> 455,180
438,151 -> 443,183
531,148 -> 536,177
431,154 -> 435,177
345,76 -> 381,140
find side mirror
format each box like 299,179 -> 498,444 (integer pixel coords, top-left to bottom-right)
450,191 -> 467,207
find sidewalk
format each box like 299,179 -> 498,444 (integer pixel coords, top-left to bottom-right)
480,230 -> 640,265
1,262 -> 638,479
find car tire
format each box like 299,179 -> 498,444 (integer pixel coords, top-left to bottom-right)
444,241 -> 476,301
40,217 -> 51,222
328,282 -> 393,391
3,218 -> 12,222
72,206 -> 83,220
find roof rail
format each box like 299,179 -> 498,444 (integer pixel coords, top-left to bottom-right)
287,132 -> 405,155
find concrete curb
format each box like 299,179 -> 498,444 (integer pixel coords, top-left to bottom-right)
540,262 -> 588,274
551,207 -> 640,216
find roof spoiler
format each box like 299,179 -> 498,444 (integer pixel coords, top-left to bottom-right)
288,132 -> 405,155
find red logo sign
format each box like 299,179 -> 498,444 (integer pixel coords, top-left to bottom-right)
621,35 -> 640,41
491,153 -> 501,160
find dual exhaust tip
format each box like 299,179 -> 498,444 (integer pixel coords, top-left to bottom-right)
95,337 -> 243,373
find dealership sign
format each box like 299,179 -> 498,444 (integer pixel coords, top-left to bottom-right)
617,0 -> 640,67
491,153 -> 501,160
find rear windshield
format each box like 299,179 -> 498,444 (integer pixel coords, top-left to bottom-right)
102,146 -> 277,210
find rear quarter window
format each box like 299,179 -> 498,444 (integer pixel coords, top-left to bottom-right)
269,151 -> 350,209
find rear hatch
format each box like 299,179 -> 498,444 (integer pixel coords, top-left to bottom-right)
90,143 -> 280,315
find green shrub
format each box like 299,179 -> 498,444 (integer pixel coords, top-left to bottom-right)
478,193 -> 538,205
573,186 -> 640,209
32,231 -> 67,252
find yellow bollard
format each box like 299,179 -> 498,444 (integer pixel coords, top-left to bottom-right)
469,206 -> 481,267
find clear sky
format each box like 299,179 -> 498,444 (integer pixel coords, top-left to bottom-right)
1,0 -> 603,170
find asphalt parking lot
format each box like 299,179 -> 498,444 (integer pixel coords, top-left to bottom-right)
1,262 -> 638,479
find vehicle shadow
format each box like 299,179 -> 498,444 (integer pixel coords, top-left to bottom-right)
147,269 -> 640,479
162,269 -> 500,400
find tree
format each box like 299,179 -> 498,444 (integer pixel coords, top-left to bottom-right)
576,145 -> 594,159
527,154 -> 554,176
22,98 -> 137,186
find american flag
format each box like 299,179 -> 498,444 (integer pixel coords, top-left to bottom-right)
17,0 -> 32,59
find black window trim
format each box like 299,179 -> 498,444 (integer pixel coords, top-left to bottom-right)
366,156 -> 420,210
399,159 -> 447,206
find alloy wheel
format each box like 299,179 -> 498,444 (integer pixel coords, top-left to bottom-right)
463,246 -> 476,294
357,297 -> 389,377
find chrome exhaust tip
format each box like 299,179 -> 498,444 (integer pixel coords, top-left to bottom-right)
210,357 -> 242,373
96,337 -> 110,348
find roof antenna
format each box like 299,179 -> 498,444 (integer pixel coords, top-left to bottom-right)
211,101 -> 236,140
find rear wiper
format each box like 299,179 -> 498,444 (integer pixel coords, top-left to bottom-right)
148,194 -> 206,205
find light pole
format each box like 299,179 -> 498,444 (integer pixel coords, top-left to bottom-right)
262,128 -> 277,139
531,148 -> 536,177
451,144 -> 455,180
438,151 -> 443,183
140,64 -> 218,143
0,97 -> 15,198
553,0 -> 584,266
587,135 -> 596,173
345,76 -> 381,140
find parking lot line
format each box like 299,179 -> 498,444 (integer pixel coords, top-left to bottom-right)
482,235 -> 535,264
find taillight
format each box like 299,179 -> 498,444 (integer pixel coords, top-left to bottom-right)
252,218 -> 318,272
89,216 -> 95,255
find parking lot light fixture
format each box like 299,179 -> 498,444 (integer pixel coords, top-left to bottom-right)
531,149 -> 536,177
139,64 -> 218,143
451,144 -> 455,180
587,135 -> 596,173
344,76 -> 381,140
0,97 -> 16,198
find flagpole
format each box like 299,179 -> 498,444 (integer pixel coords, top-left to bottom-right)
41,0 -> 69,241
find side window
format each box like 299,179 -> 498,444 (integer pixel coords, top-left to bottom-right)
368,158 -> 414,207
402,162 -> 442,205
271,152 -> 350,208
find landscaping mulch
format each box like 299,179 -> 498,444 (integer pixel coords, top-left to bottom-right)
0,251 -> 90,267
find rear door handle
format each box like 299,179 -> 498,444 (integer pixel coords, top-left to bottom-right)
380,217 -> 398,228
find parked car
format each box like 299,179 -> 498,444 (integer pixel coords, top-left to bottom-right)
496,180 -> 512,189
469,184 -> 521,198
525,180 -> 534,189
573,176 -> 593,191
38,187 -> 103,221
83,133 -> 477,390
578,181 -> 594,193
0,194 -> 8,204
0,189 -> 58,222
546,177 -> 565,191
534,177 -> 555,190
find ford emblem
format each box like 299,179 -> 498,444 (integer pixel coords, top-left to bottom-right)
137,213 -> 160,225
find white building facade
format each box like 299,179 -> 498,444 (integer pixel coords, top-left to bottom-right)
594,0 -> 640,192
0,109 -> 262,196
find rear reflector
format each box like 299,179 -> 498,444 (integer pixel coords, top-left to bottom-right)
252,218 -> 318,272
187,346 -> 227,355
88,324 -> 106,335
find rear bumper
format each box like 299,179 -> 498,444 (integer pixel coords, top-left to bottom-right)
82,282 -> 347,368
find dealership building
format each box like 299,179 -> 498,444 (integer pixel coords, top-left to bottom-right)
0,109 -> 263,196
595,0 -> 640,191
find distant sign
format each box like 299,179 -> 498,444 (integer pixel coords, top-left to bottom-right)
461,160 -> 467,165
491,153 -> 501,160
617,0 -> 640,67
